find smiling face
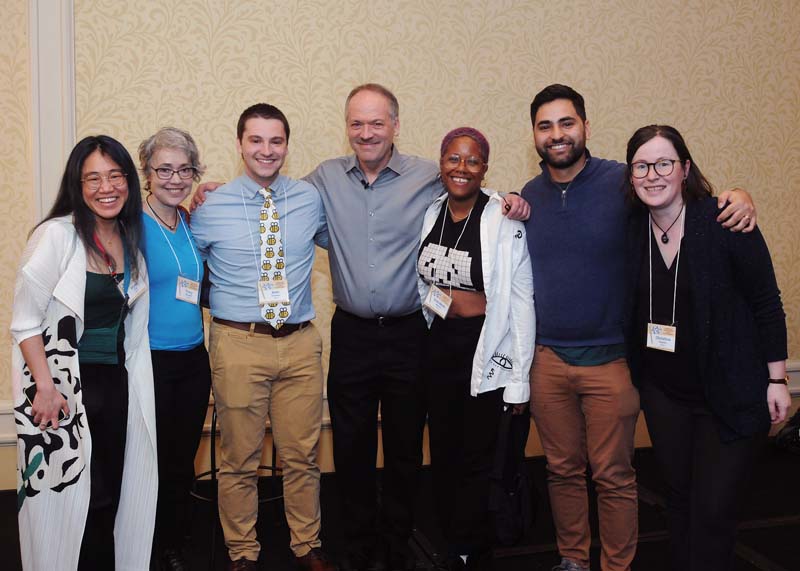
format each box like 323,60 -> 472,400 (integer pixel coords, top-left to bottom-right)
147,147 -> 194,208
440,136 -> 488,203
81,149 -> 129,221
346,89 -> 398,174
237,117 -> 288,188
630,135 -> 690,215
532,98 -> 590,180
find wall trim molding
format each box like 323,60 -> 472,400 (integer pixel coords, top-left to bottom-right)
29,0 -> 76,218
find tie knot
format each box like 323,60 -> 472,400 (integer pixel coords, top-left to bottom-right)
259,187 -> 272,200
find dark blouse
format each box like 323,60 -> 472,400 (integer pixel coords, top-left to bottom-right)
418,192 -> 488,292
79,272 -> 127,365
635,232 -> 702,402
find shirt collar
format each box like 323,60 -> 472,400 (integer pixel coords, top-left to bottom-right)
345,145 -> 403,177
239,173 -> 287,199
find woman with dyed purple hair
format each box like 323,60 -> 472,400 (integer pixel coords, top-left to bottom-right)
416,127 -> 535,569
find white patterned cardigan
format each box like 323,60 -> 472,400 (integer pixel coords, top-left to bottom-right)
10,216 -> 158,571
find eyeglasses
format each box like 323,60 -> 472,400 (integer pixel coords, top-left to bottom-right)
630,159 -> 680,179
81,171 -> 128,191
443,154 -> 485,171
150,166 -> 197,180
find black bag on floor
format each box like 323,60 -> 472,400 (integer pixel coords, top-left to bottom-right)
488,407 -> 537,546
775,408 -> 800,455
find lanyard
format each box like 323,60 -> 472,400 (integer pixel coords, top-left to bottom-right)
93,231 -> 130,299
147,203 -> 200,281
437,198 -> 474,295
648,205 -> 685,326
240,185 -> 289,282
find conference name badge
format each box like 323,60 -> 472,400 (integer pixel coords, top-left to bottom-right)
258,278 -> 290,306
646,323 -> 677,353
125,279 -> 147,305
424,285 -> 452,319
176,276 -> 200,305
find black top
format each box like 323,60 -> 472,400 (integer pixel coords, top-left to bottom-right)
624,197 -> 787,441
418,192 -> 488,292
635,232 -> 702,402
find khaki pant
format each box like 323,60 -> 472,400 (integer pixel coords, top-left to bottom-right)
530,346 -> 640,571
209,320 -> 324,562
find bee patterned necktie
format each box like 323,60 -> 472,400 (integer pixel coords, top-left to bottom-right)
258,187 -> 291,328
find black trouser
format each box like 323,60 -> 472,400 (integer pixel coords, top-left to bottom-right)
327,308 -> 427,556
77,360 -> 129,571
151,344 -> 212,551
426,316 -> 503,557
641,381 -> 764,571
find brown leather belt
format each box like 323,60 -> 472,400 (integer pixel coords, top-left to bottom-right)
212,317 -> 310,338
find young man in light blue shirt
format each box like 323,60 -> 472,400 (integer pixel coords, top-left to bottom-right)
191,103 -> 332,571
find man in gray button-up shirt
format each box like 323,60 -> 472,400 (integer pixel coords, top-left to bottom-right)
304,84 -> 437,571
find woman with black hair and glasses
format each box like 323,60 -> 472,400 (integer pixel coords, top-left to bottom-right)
11,135 -> 157,570
138,127 -> 212,570
623,125 -> 790,571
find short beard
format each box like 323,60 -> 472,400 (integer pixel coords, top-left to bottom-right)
536,140 -> 586,170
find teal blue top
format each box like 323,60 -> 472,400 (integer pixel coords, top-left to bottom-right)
142,212 -> 204,350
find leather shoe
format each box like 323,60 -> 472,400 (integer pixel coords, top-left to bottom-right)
159,548 -> 189,571
296,548 -> 338,571
229,558 -> 258,571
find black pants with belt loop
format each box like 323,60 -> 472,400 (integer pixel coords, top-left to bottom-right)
425,315 -> 504,557
327,307 -> 428,557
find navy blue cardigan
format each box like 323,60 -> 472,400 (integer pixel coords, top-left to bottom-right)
624,196 -> 787,441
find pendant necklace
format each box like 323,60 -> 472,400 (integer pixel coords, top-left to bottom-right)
147,195 -> 178,231
651,206 -> 683,244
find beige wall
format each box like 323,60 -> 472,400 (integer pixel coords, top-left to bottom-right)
1,0 -> 800,487
69,0 -> 800,359
1,0 -> 33,402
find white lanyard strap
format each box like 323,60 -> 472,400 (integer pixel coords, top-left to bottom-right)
241,185 -> 290,281
648,205 -> 685,326
148,202 -> 200,281
437,198 -> 474,295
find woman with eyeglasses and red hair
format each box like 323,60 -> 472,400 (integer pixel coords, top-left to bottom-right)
623,124 -> 790,571
417,127 -> 535,570
11,135 -> 157,570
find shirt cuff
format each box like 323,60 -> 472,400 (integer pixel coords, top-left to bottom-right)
502,383 -> 529,404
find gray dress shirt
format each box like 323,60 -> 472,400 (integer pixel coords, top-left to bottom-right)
305,147 -> 441,318
190,174 -> 328,323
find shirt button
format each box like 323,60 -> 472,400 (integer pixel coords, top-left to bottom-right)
369,264 -> 375,268
369,237 -> 374,242
369,211 -> 375,217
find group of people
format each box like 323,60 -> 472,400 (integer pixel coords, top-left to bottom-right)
10,82 -> 790,571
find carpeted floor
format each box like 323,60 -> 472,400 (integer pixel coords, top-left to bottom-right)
2,443 -> 798,570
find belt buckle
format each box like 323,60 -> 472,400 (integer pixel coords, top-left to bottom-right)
377,315 -> 385,328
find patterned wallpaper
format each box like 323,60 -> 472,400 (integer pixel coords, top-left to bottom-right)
1,0 -> 799,400
0,0 -> 33,401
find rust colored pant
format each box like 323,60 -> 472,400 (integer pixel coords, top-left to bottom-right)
530,346 -> 640,571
